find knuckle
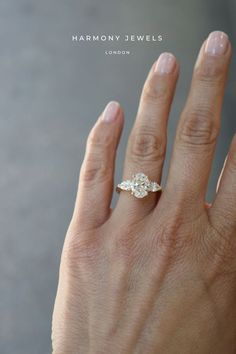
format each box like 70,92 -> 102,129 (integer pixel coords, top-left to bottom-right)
129,129 -> 165,162
62,233 -> 101,270
81,128 -> 114,184
201,227 -> 236,281
212,208 -> 236,239
149,224 -> 179,259
143,80 -> 170,102
112,234 -> 135,262
153,224 -> 184,256
81,157 -> 112,184
149,211 -> 198,261
178,109 -> 218,147
107,226 -> 143,266
88,127 -> 113,149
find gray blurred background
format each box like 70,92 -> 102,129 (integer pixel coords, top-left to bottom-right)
1,0 -> 236,353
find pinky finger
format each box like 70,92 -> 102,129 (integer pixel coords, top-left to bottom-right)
209,134 -> 236,235
72,101 -> 124,230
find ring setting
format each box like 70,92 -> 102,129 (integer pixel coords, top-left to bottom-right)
116,172 -> 162,199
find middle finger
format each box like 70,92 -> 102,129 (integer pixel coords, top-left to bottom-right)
163,31 -> 231,216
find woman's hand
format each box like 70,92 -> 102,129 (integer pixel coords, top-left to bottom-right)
52,31 -> 236,354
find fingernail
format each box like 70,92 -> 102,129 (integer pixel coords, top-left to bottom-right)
102,101 -> 120,123
154,52 -> 176,74
205,31 -> 229,56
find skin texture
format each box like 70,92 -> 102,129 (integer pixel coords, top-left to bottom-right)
51,31 -> 236,354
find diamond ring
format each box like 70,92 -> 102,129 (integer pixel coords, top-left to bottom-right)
116,172 -> 162,199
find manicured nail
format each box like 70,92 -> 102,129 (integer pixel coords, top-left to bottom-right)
154,52 -> 176,74
102,101 -> 120,123
205,31 -> 229,55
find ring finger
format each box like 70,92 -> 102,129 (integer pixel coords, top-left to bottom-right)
115,52 -> 179,220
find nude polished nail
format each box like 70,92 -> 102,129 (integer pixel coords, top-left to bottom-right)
102,101 -> 120,123
154,52 -> 176,74
205,31 -> 229,55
